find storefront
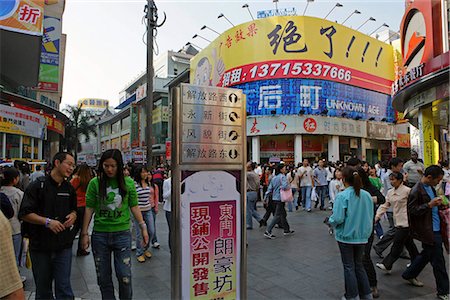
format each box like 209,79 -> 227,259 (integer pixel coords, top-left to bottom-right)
392,0 -> 449,165
190,15 -> 397,164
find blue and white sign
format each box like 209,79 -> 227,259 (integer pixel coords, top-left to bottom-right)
234,78 -> 395,122
257,7 -> 297,19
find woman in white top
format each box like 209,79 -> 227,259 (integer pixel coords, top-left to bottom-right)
286,167 -> 299,212
329,169 -> 344,210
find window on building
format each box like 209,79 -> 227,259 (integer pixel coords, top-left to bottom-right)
111,121 -> 120,134
122,116 -> 131,130
22,136 -> 32,158
34,138 -> 39,159
6,134 -> 20,159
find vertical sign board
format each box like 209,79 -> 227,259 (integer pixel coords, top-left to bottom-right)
172,84 -> 246,299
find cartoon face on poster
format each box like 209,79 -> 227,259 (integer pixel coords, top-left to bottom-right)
180,170 -> 241,300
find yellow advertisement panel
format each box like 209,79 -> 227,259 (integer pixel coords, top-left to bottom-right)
0,0 -> 44,36
191,16 -> 394,94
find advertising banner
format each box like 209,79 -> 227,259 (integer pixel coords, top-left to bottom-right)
38,16 -> 61,91
130,105 -> 140,148
238,78 -> 394,122
0,104 -> 46,139
121,134 -> 130,151
190,16 -> 394,94
44,114 -> 64,136
181,171 -> 241,299
0,0 -> 44,36
247,115 -> 367,138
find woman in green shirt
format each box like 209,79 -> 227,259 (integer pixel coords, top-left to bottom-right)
81,149 -> 148,300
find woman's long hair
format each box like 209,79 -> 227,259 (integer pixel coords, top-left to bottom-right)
342,166 -> 362,197
98,149 -> 127,200
75,164 -> 93,192
133,165 -> 148,187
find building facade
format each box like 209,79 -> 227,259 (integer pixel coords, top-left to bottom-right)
190,15 -> 398,165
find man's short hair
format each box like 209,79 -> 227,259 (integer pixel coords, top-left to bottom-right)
52,152 -> 73,167
347,157 -> 361,167
424,165 -> 444,179
389,157 -> 403,168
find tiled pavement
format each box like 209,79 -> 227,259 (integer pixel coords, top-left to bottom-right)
23,203 -> 446,299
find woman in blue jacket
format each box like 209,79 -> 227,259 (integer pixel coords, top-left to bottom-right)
263,163 -> 294,239
327,167 -> 374,300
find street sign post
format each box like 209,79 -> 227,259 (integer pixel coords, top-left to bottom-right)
172,84 -> 247,299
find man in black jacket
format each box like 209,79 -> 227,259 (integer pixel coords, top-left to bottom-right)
402,165 -> 448,300
19,152 -> 77,300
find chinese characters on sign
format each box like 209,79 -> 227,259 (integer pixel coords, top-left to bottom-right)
190,201 -> 237,299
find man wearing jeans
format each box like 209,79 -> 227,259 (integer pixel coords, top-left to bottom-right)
402,166 -> 449,300
246,162 -> 264,229
297,159 -> 314,212
314,159 -> 329,210
19,152 -> 77,300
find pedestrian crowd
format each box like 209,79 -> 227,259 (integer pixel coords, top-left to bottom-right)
0,149 -> 172,300
246,151 -> 449,300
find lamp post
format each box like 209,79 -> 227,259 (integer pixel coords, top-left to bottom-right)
356,17 -> 376,30
303,0 -> 314,16
242,4 -> 254,20
369,23 -> 389,35
185,42 -> 203,50
218,13 -> 234,27
342,9 -> 361,25
273,0 -> 279,12
200,25 -> 220,35
192,34 -> 211,43
324,2 -> 343,20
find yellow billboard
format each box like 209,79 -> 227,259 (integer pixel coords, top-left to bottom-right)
190,16 -> 394,94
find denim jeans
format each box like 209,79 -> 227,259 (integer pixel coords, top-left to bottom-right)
12,233 -> 22,265
301,186 -> 312,209
402,232 -> 449,296
267,202 -> 290,233
316,185 -> 327,209
92,230 -> 133,300
287,188 -> 297,212
246,191 -> 262,229
338,242 -> 372,300
165,211 -> 172,252
133,210 -> 153,256
151,208 -> 158,244
30,247 -> 74,300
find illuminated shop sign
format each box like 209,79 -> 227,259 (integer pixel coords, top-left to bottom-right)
235,78 -> 395,122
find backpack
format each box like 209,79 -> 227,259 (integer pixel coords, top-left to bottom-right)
21,176 -> 46,238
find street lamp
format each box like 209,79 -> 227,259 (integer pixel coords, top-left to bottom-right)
218,13 -> 234,27
342,9 -> 361,25
273,0 -> 279,12
303,0 -> 314,16
383,30 -> 400,43
369,23 -> 389,35
200,25 -> 220,35
242,4 -> 254,20
192,34 -> 211,43
356,17 -> 376,30
185,42 -> 203,50
324,2 -> 343,20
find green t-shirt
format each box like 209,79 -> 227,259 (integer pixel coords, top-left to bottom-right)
86,176 -> 138,232
369,177 -> 382,191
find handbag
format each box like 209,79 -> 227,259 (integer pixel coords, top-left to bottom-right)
279,176 -> 294,202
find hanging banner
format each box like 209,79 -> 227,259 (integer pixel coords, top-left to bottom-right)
190,16 -> 394,94
0,0 -> 44,36
37,16 -> 61,92
0,104 -> 46,139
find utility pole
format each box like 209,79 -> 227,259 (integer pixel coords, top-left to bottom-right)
144,0 -> 164,169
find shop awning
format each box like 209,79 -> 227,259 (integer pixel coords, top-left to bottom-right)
115,93 -> 136,110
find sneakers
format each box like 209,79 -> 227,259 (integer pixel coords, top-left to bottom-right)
264,231 -> 276,239
376,263 -> 391,274
152,242 -> 160,249
144,250 -> 152,258
283,230 -> 295,236
137,255 -> 146,263
437,294 -> 449,300
404,277 -> 424,287
307,208 -> 312,212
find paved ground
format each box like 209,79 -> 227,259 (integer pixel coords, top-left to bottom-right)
23,203 -> 447,299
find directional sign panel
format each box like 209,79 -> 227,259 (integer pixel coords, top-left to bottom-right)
182,104 -> 242,126
182,84 -> 243,108
181,143 -> 243,164
182,124 -> 242,144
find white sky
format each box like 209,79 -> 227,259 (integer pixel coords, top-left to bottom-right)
61,0 -> 405,108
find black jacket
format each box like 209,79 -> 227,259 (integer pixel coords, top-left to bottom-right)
407,182 -> 435,245
19,175 -> 77,252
